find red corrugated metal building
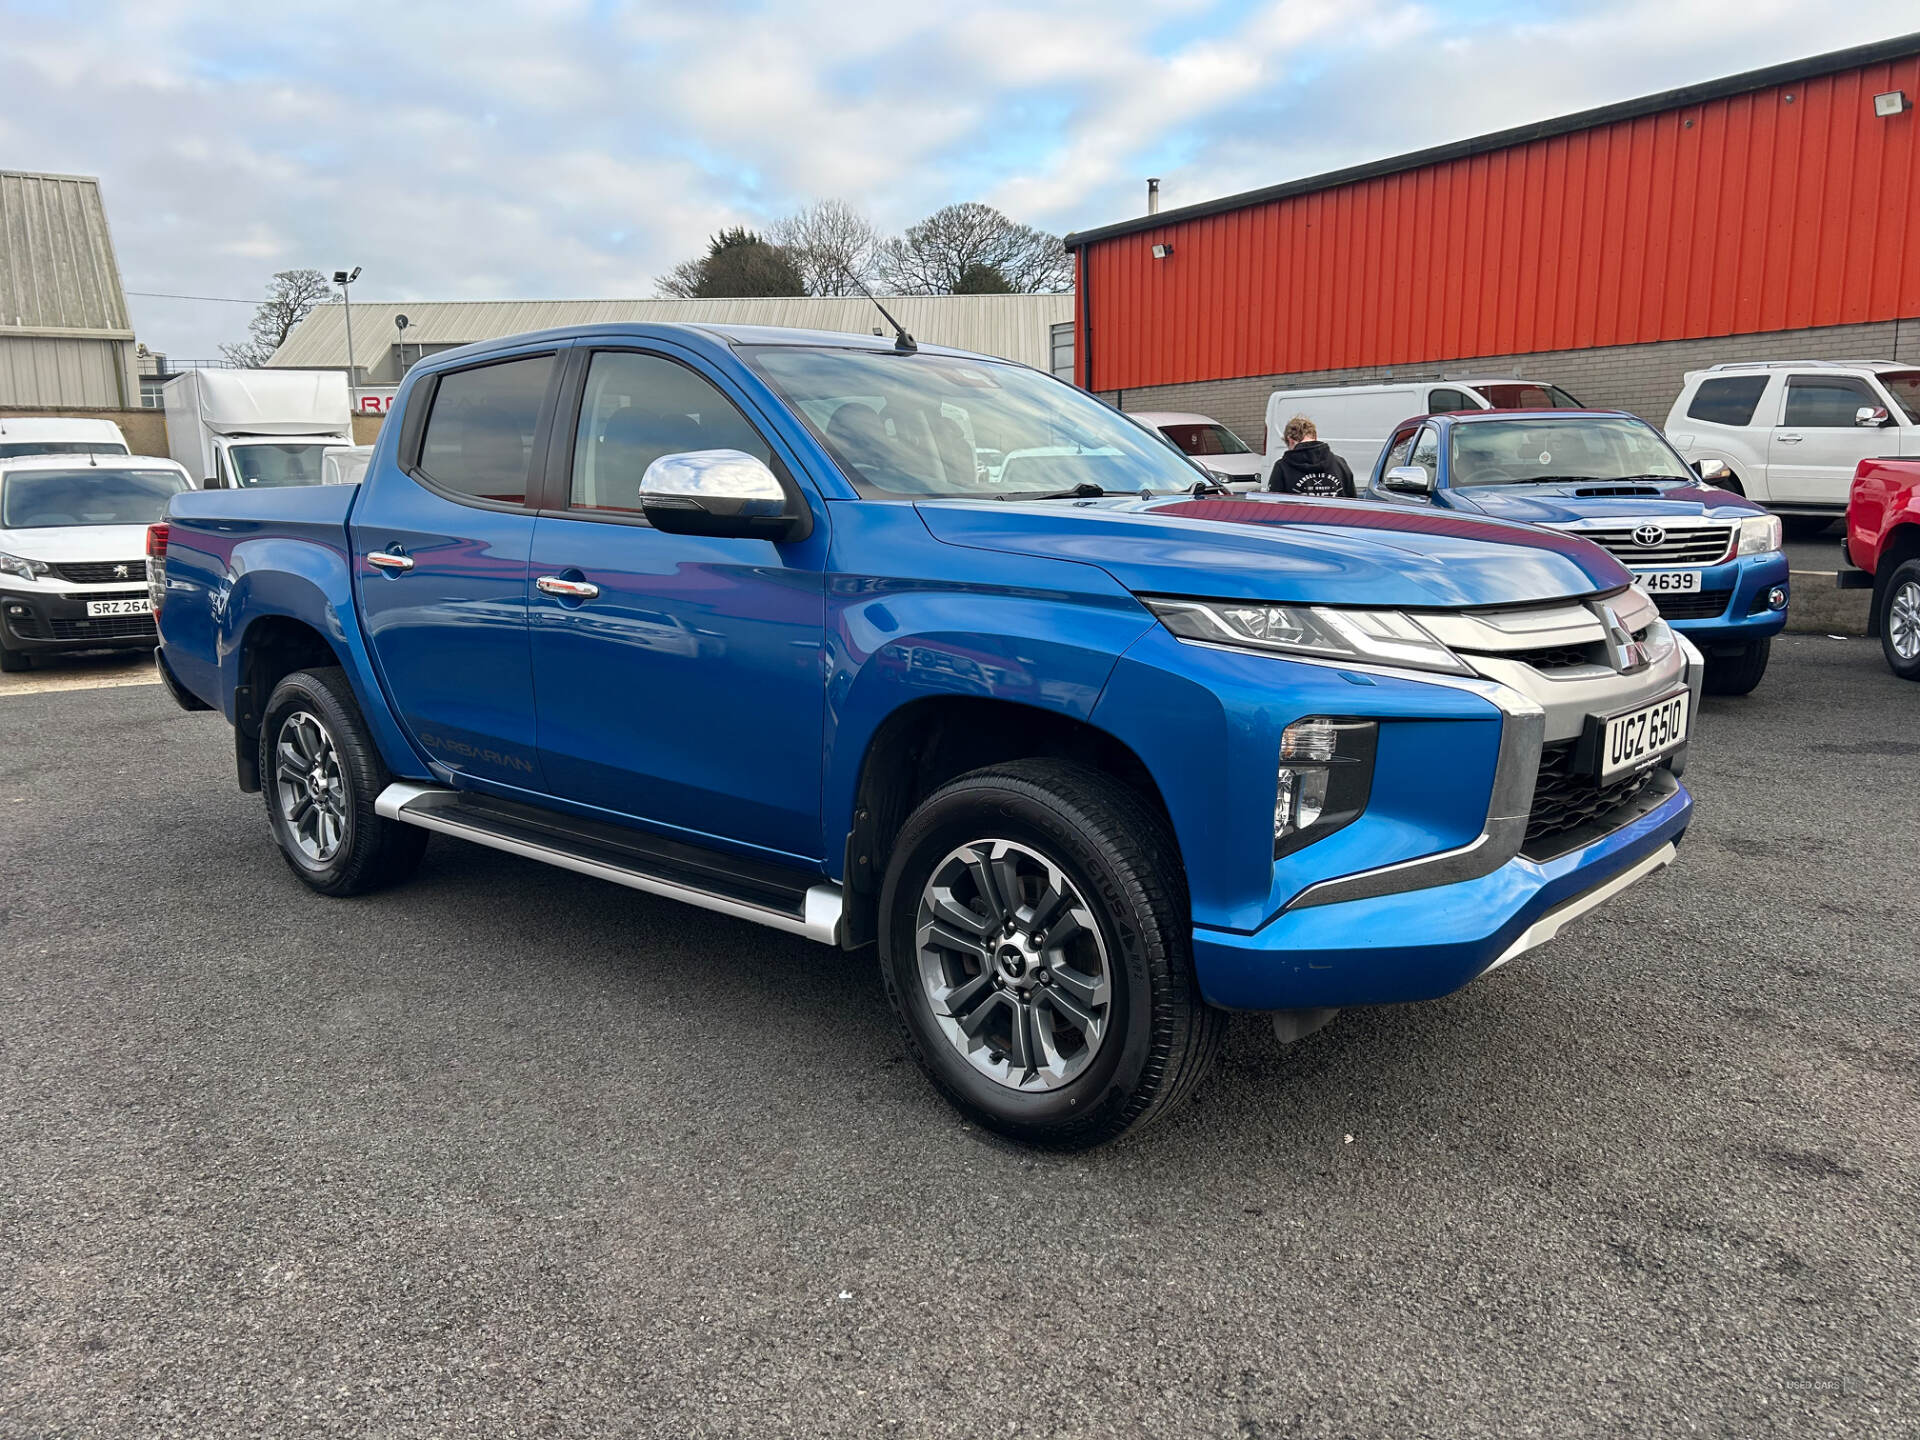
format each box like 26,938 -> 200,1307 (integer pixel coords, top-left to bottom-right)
1065,33 -> 1920,438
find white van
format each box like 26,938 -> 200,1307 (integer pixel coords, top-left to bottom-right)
1263,376 -> 1582,476
0,416 -> 132,460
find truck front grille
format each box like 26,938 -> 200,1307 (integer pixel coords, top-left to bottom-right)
1524,741 -> 1660,858
1651,589 -> 1733,621
50,560 -> 147,585
47,615 -> 157,641
1569,525 -> 1733,565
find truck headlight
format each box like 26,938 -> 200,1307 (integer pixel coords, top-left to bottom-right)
1275,718 -> 1377,857
0,551 -> 50,582
1735,514 -> 1782,556
1147,598 -> 1470,675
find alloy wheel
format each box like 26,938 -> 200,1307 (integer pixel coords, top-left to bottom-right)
1890,580 -> 1920,662
274,710 -> 350,864
915,838 -> 1113,1091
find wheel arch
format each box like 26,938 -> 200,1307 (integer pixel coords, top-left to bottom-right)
232,615 -> 350,791
1873,524 -> 1920,643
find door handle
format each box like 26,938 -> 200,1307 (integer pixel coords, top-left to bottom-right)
537,575 -> 600,600
1775,433 -> 1803,444
367,550 -> 415,572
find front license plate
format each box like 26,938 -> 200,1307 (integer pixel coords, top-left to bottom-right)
1636,569 -> 1702,594
84,598 -> 150,618
1598,692 -> 1690,783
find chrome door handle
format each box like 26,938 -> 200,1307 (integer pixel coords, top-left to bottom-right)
537,575 -> 600,600
1776,433 -> 1803,443
367,550 -> 415,572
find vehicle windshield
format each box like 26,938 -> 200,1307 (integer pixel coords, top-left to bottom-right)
742,346 -> 1207,498
1473,383 -> 1585,410
1449,417 -> 1692,487
229,442 -> 337,488
1159,423 -> 1252,457
0,441 -> 130,459
1878,370 -> 1920,425
1,468 -> 189,528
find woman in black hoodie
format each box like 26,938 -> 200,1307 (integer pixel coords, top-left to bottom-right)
1268,415 -> 1355,497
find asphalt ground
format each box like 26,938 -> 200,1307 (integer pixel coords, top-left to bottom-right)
2,636 -> 1916,1439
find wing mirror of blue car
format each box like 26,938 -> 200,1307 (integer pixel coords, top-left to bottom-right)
639,449 -> 811,542
1380,464 -> 1433,496
1855,405 -> 1894,429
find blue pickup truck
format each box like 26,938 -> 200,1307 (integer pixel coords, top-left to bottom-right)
153,324 -> 1701,1147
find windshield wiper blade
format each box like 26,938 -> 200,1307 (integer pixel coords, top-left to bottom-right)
1007,482 -> 1107,501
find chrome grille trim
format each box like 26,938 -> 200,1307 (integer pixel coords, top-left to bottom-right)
1547,520 -> 1734,566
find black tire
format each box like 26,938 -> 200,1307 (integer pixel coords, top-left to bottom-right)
1703,637 -> 1772,696
1878,559 -> 1920,681
260,667 -> 427,896
877,759 -> 1224,1149
1781,514 -> 1833,540
0,646 -> 30,673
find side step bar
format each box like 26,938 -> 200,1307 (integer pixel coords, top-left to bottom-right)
374,782 -> 843,946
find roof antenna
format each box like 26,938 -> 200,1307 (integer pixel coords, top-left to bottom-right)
841,263 -> 916,353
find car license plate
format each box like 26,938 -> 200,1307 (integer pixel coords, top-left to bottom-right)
84,597 -> 150,618
1598,691 -> 1689,783
1636,569 -> 1702,594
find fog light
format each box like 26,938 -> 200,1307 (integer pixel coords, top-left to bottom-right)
1275,718 -> 1377,857
1767,586 -> 1787,611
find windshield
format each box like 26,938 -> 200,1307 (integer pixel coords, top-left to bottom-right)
1879,370 -> 1920,425
1449,417 -> 1692,487
1158,423 -> 1252,457
1473,383 -> 1584,410
0,440 -> 130,459
229,442 -> 337,488
1,468 -> 188,528
742,346 -> 1206,498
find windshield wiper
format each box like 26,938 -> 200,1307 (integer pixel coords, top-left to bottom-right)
1004,482 -> 1107,502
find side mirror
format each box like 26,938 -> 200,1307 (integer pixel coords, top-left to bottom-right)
1380,464 -> 1433,496
1691,458 -> 1732,484
639,449 -> 811,542
201,475 -> 223,490
1855,405 -> 1893,428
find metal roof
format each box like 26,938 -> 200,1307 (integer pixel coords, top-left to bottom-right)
270,294 -> 1074,371
0,170 -> 133,338
1065,30 -> 1920,248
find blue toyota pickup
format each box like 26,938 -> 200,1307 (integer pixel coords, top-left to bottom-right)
152,323 -> 1700,1147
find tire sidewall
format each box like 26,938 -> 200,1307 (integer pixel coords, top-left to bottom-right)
260,670 -> 371,890
1879,562 -> 1920,680
879,779 -> 1161,1139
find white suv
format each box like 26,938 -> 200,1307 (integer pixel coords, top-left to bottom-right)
1664,361 -> 1920,537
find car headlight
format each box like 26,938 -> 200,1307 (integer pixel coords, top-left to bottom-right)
0,551 -> 50,582
1146,597 -> 1471,674
1735,514 -> 1782,556
1275,717 -> 1377,857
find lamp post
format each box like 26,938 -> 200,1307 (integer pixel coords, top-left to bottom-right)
332,266 -> 361,399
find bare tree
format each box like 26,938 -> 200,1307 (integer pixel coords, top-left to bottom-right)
220,268 -> 334,367
875,203 -> 1073,295
771,199 -> 884,296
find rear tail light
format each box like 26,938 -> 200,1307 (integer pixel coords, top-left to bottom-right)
146,523 -> 168,616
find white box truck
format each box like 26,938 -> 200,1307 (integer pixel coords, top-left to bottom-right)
164,369 -> 354,490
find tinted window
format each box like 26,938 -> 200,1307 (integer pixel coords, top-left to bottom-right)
570,351 -> 771,513
1879,370 -> 1920,425
1427,388 -> 1475,413
1783,376 -> 1879,428
417,354 -> 555,504
1474,383 -> 1584,410
1158,423 -> 1251,456
1378,426 -> 1419,478
1687,376 -> 1770,426
1,468 -> 188,528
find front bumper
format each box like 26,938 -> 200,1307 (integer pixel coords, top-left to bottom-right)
0,586 -> 156,655
1193,770 -> 1691,1010
1649,553 -> 1789,649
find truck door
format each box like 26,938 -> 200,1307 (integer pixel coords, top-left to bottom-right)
527,345 -> 829,864
349,348 -> 561,789
1768,373 -> 1893,505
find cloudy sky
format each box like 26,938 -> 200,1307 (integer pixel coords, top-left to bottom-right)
4,0 -> 1916,358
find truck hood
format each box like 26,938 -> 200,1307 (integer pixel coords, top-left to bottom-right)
915,494 -> 1630,608
1441,480 -> 1759,526
0,523 -> 153,565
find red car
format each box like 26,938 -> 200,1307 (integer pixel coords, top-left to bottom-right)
1843,458 -> 1920,679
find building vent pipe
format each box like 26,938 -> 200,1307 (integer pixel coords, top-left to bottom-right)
1146,178 -> 1160,215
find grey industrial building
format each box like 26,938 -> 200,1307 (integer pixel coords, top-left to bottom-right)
0,170 -> 139,409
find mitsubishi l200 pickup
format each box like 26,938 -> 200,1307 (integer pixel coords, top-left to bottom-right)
152,323 -> 1701,1147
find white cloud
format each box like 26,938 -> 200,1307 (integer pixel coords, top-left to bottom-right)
0,0 -> 1912,356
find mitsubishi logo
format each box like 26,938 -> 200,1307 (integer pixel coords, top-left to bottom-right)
113,563 -> 130,579
1597,602 -> 1649,673
1631,524 -> 1666,548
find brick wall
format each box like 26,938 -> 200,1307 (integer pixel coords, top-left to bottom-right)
0,406 -> 168,457
1101,318 -> 1920,447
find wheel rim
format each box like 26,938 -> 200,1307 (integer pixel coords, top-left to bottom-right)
273,710 -> 350,864
915,839 -> 1113,1092
1891,580 -> 1920,662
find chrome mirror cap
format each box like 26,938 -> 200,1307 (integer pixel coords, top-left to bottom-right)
1691,457 -> 1732,483
637,448 -> 809,541
1381,464 -> 1433,495
1855,405 -> 1892,428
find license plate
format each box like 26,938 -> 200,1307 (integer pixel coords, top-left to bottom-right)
84,598 -> 150,618
1636,569 -> 1702,594
1598,692 -> 1690,783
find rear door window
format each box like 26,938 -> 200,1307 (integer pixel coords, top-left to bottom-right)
415,354 -> 556,504
1782,375 -> 1880,428
1687,376 -> 1771,426
1427,388 -> 1475,413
